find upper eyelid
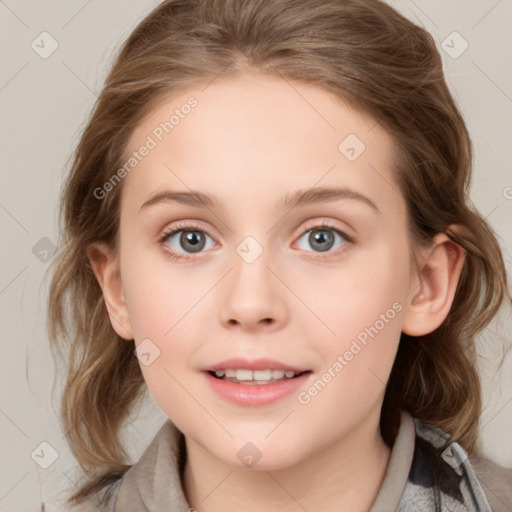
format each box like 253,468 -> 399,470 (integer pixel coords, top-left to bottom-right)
159,219 -> 353,244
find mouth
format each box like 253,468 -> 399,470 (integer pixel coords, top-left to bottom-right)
207,368 -> 311,385
203,357 -> 312,406
203,360 -> 313,406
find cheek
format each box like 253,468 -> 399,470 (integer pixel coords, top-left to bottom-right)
119,248 -> 213,386
303,240 -> 409,402
308,242 -> 408,348
120,245 -> 201,339
296,295 -> 404,440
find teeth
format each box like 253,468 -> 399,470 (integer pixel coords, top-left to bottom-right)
272,370 -> 285,379
253,370 -> 271,380
211,368 -> 301,382
235,369 -> 253,381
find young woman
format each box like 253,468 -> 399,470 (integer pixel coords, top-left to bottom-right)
47,0 -> 512,510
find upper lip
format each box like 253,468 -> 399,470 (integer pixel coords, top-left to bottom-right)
203,357 -> 309,373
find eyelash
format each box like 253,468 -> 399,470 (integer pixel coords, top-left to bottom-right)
158,220 -> 355,262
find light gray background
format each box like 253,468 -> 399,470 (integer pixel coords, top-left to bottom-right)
0,1 -> 511,510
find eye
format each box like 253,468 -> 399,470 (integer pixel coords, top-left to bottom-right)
159,222 -> 216,261
158,220 -> 354,262
295,222 -> 353,256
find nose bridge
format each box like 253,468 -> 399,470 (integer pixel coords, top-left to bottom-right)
235,234 -> 267,267
218,233 -> 286,328
231,233 -> 275,300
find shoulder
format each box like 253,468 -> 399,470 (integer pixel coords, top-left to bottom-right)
399,417 -> 511,511
68,479 -> 123,512
468,453 -> 512,512
62,479 -> 122,512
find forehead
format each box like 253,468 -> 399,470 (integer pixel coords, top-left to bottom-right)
121,72 -> 401,216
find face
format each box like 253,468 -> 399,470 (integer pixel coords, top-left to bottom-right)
113,71 -> 415,469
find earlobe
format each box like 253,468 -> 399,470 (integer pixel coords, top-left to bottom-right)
402,232 -> 466,337
86,242 -> 134,340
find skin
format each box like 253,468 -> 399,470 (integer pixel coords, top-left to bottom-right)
88,70 -> 465,512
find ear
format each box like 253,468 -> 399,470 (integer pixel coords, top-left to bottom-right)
86,242 -> 134,340
401,231 -> 466,337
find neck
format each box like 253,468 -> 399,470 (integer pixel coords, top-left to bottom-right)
182,409 -> 392,512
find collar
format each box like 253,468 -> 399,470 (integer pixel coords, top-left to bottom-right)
114,410 -> 416,511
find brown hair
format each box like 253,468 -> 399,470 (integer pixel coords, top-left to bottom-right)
47,0 -> 511,506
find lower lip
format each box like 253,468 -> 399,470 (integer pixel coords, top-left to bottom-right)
204,371 -> 312,406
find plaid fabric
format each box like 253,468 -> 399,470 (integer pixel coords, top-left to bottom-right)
395,418 -> 493,511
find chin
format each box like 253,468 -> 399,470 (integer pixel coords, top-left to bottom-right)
212,442 -> 308,472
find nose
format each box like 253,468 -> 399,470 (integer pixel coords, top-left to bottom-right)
218,247 -> 288,332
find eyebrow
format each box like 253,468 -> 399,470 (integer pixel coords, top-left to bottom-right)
139,186 -> 380,214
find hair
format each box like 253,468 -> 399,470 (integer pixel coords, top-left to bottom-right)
47,0 -> 511,506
